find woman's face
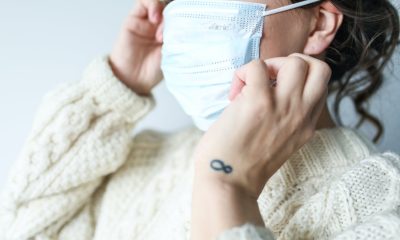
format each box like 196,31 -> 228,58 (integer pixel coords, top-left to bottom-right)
242,0 -> 317,59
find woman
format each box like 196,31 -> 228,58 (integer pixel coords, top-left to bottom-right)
0,0 -> 399,239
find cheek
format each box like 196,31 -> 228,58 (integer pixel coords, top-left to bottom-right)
259,25 -> 287,59
259,14 -> 309,59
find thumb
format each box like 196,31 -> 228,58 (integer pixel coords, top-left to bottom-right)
228,73 -> 245,101
229,60 -> 271,100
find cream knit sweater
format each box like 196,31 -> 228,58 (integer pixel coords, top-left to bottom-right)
1,56 -> 400,240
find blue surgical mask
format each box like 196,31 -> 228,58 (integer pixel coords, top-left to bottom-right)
161,0 -> 321,131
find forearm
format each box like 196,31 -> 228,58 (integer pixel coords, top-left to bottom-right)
0,55 -> 155,240
191,172 -> 265,240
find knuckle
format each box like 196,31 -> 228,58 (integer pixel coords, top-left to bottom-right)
287,56 -> 308,71
317,61 -> 332,78
250,59 -> 265,69
288,52 -> 303,58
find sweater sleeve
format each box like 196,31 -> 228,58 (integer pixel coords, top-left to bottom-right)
0,55 -> 155,240
277,151 -> 400,239
331,151 -> 400,240
332,211 -> 400,239
215,223 -> 276,240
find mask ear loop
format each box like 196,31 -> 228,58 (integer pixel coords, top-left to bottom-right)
263,0 -> 321,16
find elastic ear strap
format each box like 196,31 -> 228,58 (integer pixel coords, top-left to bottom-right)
263,0 -> 321,16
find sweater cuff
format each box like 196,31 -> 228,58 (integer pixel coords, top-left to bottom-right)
216,223 -> 275,240
80,55 -> 156,123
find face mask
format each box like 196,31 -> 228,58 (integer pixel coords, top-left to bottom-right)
161,0 -> 321,131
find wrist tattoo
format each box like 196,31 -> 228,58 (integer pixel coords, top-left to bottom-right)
210,159 -> 233,174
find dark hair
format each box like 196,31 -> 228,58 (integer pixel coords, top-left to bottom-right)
294,0 -> 400,143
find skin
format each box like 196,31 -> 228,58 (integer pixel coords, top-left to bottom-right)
108,0 -> 343,239
256,0 -> 340,130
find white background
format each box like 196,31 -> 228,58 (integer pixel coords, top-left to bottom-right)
0,0 -> 399,190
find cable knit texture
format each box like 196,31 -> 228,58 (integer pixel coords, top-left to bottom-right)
0,55 -> 399,240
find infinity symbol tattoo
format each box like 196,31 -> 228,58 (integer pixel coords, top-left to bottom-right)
210,159 -> 233,174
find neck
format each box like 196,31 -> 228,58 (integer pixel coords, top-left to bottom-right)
316,104 -> 337,130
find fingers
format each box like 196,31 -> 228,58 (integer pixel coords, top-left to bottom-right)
289,53 -> 331,108
155,19 -> 164,43
228,73 -> 245,101
231,60 -> 272,99
264,53 -> 331,125
125,17 -> 159,38
148,0 -> 164,24
125,0 -> 165,40
282,53 -> 330,130
132,0 -> 164,24
265,56 -> 309,102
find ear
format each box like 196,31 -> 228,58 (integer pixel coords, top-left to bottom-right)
303,1 -> 343,55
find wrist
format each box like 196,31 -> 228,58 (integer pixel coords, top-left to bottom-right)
192,173 -> 264,240
193,155 -> 267,200
107,56 -> 152,96
193,167 -> 258,201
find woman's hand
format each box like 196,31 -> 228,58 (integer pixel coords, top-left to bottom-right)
192,53 -> 332,199
109,0 -> 165,95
